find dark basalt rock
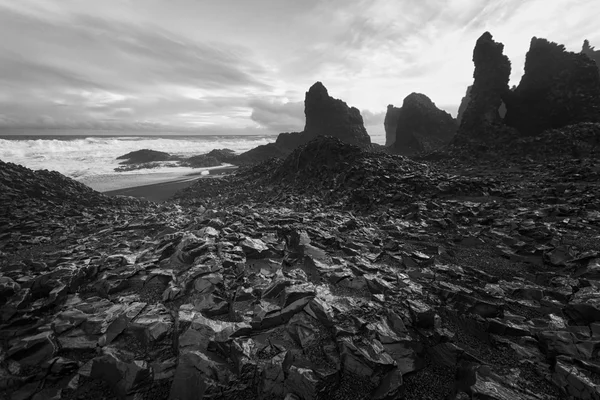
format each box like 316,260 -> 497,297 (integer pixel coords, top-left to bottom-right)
505,37 -> 600,136
116,149 -> 175,164
303,82 -> 371,147
390,93 -> 457,155
457,85 -> 507,126
235,83 -> 371,165
582,39 -> 600,73
384,105 -> 401,146
456,86 -> 472,125
456,32 -> 511,142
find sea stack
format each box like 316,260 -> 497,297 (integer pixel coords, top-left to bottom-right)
384,105 -> 401,146
456,32 -> 511,141
505,37 -> 600,135
303,82 -> 371,147
391,93 -> 457,155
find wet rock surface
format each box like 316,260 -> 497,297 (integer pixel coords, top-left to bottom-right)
4,131 -> 600,398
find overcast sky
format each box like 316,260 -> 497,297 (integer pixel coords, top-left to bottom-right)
0,0 -> 598,136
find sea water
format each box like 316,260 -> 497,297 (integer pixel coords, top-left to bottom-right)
0,129 -> 386,191
0,132 -> 275,176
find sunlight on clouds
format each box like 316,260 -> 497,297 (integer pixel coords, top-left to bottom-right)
0,0 -> 598,130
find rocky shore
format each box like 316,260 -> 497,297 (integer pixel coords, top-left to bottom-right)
2,31 -> 600,400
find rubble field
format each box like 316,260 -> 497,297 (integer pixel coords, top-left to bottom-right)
2,131 -> 600,399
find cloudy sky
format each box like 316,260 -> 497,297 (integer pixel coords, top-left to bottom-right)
0,0 -> 598,138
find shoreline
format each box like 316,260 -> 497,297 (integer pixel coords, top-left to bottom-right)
85,165 -> 237,202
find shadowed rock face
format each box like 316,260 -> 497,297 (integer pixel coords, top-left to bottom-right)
456,32 -> 511,142
582,39 -> 600,73
303,82 -> 371,147
391,93 -> 457,155
384,105 -> 402,146
236,82 -> 371,164
456,86 -> 472,126
505,37 -> 600,136
457,85 -> 506,126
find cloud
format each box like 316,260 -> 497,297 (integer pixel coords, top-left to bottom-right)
0,4 -> 273,129
0,0 -> 599,140
249,99 -> 304,132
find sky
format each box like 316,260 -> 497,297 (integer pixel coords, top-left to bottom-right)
0,0 -> 598,139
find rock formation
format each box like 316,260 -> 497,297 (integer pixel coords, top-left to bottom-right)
582,39 -> 600,73
303,82 -> 371,147
390,93 -> 457,155
116,149 -> 175,164
384,105 -> 401,146
236,82 -> 371,164
456,86 -> 472,125
457,85 -> 506,126
505,37 -> 600,135
456,32 -> 511,141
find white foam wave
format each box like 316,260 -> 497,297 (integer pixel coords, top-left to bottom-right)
0,135 -> 275,179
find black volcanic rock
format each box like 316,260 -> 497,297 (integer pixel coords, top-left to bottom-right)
505,37 -> 600,136
116,149 -> 175,164
582,39 -> 600,73
205,148 -> 237,163
235,143 -> 291,165
303,82 -> 371,147
456,32 -> 511,141
457,85 -> 506,126
275,131 -> 307,149
232,83 -> 372,165
456,86 -> 472,125
384,105 -> 401,146
181,149 -> 237,168
391,93 -> 457,155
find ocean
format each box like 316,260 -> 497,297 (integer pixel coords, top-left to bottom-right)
0,133 -> 280,191
0,130 -> 386,192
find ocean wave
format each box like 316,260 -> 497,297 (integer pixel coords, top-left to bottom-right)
0,135 -> 275,178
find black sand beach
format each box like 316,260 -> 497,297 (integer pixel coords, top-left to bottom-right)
104,165 -> 237,202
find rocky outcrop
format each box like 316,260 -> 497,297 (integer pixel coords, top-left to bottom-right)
582,39 -> 600,73
237,83 -> 371,164
116,149 -> 175,164
457,85 -> 506,127
303,82 -> 371,147
456,32 -> 511,141
456,86 -> 472,125
391,93 -> 457,155
384,105 -> 401,146
505,37 -> 600,136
